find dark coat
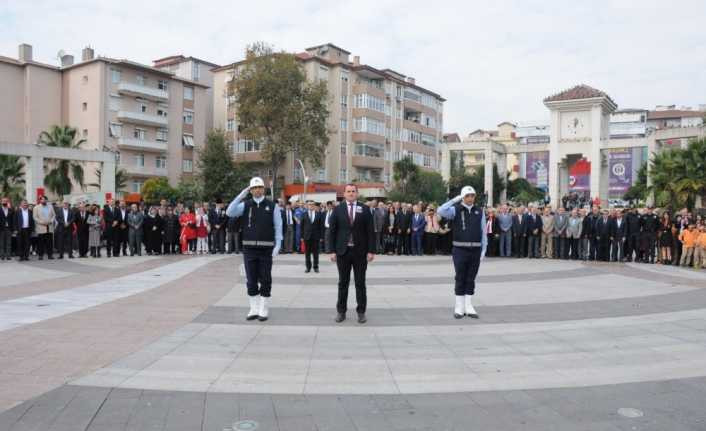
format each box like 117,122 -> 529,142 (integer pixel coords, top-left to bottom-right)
301,209 -> 324,241
14,207 -> 35,231
0,206 -> 14,231
328,201 -> 376,256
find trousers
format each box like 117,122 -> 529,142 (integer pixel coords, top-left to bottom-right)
243,247 -> 273,297
452,246 -> 481,296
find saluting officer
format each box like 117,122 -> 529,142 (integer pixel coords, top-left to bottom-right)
226,177 -> 283,321
438,186 -> 487,319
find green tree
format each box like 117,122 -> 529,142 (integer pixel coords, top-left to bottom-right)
414,170 -> 448,204
229,42 -> 329,198
175,177 -> 203,205
391,157 -> 419,197
197,129 -> 250,201
388,157 -> 447,204
675,138 -> 706,208
89,166 -> 128,196
623,162 -> 648,204
448,164 -> 505,205
506,177 -> 545,205
39,125 -> 86,197
141,177 -> 178,204
648,147 -> 685,210
0,154 -> 25,203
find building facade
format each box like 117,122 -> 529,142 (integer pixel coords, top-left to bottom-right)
212,43 -> 445,200
0,43 -> 210,200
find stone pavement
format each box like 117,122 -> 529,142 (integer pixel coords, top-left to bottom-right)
0,253 -> 705,430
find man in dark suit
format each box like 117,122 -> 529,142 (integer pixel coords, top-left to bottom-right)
301,201 -> 324,273
609,208 -> 628,262
594,209 -> 612,261
396,204 -> 412,255
75,202 -> 91,257
103,199 -> 115,257
512,207 -> 526,258
328,184 -> 376,324
113,200 -> 129,257
0,197 -> 14,260
211,199 -> 227,254
14,199 -> 34,261
524,206 -> 543,258
55,200 -> 76,259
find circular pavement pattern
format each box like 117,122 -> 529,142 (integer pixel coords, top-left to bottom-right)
1,253 -> 705,430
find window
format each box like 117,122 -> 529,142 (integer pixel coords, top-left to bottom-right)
158,80 -> 168,90
109,123 -> 122,138
353,117 -> 385,136
183,110 -> 194,124
233,139 -> 260,153
341,141 -> 347,155
136,75 -> 145,86
340,119 -> 347,130
156,128 -> 168,142
140,103 -> 147,113
133,128 -> 146,140
135,153 -> 145,167
293,166 -> 303,182
184,86 -> 194,100
339,169 -> 347,183
317,169 -> 326,182
227,119 -> 235,131
182,159 -> 193,172
319,65 -> 329,82
115,151 -> 121,163
157,109 -> 168,118
182,134 -> 194,147
341,95 -> 347,107
353,94 -> 385,113
341,71 -> 349,83
111,69 -> 121,83
156,155 -> 167,169
132,180 -> 144,193
192,63 -> 200,81
354,142 -> 384,158
82,102 -> 87,111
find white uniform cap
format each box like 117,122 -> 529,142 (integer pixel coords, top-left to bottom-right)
249,177 -> 265,188
461,185 -> 476,197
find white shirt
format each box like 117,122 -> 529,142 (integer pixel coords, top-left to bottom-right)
21,208 -> 29,228
324,210 -> 332,228
62,208 -> 70,224
309,210 -> 315,222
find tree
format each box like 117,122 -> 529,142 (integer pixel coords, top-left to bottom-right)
141,177 -> 177,204
448,164 -> 505,205
388,157 -> 447,204
0,155 -> 25,204
39,125 -> 86,197
89,166 -> 128,196
506,177 -> 545,205
229,42 -> 329,198
391,157 -> 419,197
175,177 -> 203,205
197,129 -> 250,201
648,147 -> 685,210
623,162 -> 648,204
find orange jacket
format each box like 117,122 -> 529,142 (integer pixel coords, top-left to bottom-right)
696,232 -> 706,248
679,229 -> 697,248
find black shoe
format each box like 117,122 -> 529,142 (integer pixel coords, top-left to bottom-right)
335,313 -> 346,323
357,313 -> 367,324
466,312 -> 479,319
314,268 -> 319,273
258,315 -> 268,322
305,268 -> 311,273
246,314 -> 259,321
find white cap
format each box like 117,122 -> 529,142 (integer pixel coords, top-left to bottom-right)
249,177 -> 265,188
461,185 -> 476,197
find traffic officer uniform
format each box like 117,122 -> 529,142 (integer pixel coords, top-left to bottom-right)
227,177 -> 283,321
640,208 -> 659,264
438,186 -> 488,319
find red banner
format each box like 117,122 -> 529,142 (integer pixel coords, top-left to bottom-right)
568,158 -> 591,192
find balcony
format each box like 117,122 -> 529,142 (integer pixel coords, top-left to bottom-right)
352,155 -> 385,169
117,110 -> 168,127
117,82 -> 169,102
121,164 -> 168,177
117,137 -> 168,152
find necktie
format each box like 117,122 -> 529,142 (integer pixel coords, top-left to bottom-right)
348,203 -> 354,224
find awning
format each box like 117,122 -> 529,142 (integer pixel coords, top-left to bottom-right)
182,134 -> 194,147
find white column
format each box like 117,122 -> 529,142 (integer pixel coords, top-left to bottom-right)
548,109 -> 561,209
484,143 -> 493,207
101,159 -> 116,196
590,105 -> 602,205
497,152 -> 508,204
25,154 -> 44,203
440,144 -> 451,181
646,136 -> 657,207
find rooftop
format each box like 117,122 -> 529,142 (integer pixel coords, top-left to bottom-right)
544,84 -> 616,106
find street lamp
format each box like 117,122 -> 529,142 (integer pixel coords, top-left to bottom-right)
296,158 -> 309,203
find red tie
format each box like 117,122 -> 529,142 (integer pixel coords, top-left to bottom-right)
348,203 -> 354,224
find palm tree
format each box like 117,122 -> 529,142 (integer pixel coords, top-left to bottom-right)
0,155 -> 26,203
89,166 -> 128,196
648,148 -> 685,210
39,125 -> 86,197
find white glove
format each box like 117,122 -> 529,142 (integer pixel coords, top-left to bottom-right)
272,244 -> 280,257
236,186 -> 250,201
452,194 -> 463,203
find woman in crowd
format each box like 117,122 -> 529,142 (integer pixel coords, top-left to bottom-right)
87,204 -> 102,258
383,205 -> 397,255
658,212 -> 673,265
144,206 -> 163,255
179,206 -> 197,254
424,206 -> 440,255
195,206 -> 210,254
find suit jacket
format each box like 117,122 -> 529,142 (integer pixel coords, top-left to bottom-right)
566,216 -> 583,239
328,201 -> 376,256
115,207 -> 129,230
55,207 -> 76,233
595,216 -> 611,239
33,203 -> 56,234
210,208 -> 227,230
541,214 -> 555,234
0,206 -> 15,231
373,207 -> 386,233
396,210 -> 412,233
554,213 -> 568,237
511,214 -> 524,236
609,217 -> 627,239
127,211 -> 144,231
75,209 -> 91,236
523,213 -> 543,236
301,210 -> 324,241
383,212 -> 398,234
14,207 -> 35,231
411,213 -> 426,233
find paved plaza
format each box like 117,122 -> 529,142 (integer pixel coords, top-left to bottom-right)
1,254 -> 706,430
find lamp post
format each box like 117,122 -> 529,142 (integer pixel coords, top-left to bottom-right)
296,159 -> 309,203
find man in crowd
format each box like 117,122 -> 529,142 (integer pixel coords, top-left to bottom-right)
33,195 -> 55,260
625,207 -> 641,262
301,201 -> 324,273
512,206 -> 525,258
594,209 -> 612,261
640,206 -> 659,264
609,208 -> 627,262
127,203 -> 144,256
55,199 -> 75,259
75,202 -> 91,258
525,206 -> 543,258
540,206 -> 554,259
373,201 -> 386,254
0,197 -> 13,260
396,203 -> 412,255
497,204 -> 513,257
554,207 -> 568,259
410,204 -> 426,256
566,208 -> 583,260
211,199 -> 228,254
282,202 -> 295,254
15,200 -> 34,261
113,200 -> 129,257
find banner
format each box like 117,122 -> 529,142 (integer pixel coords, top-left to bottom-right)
609,149 -> 633,198
525,151 -> 549,190
568,158 -> 590,192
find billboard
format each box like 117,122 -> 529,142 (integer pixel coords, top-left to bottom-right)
568,158 -> 591,192
609,149 -> 633,198
525,151 -> 549,191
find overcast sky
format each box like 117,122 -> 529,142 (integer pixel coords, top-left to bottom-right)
2,0 -> 705,136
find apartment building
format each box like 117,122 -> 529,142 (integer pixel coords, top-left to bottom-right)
0,43 -> 210,197
212,43 -> 445,199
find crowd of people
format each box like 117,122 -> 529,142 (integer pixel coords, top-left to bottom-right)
1,194 -> 704,270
